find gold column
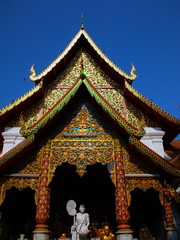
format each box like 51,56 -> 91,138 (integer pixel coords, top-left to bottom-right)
34,145 -> 50,233
163,188 -> 175,229
114,143 -> 132,233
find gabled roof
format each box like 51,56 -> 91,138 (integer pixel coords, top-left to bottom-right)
29,28 -> 137,82
0,28 -> 179,144
0,76 -> 179,178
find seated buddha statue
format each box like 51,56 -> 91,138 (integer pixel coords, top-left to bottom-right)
101,225 -> 115,240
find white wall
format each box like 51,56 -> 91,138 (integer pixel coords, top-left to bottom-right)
140,127 -> 165,157
0,127 -> 25,156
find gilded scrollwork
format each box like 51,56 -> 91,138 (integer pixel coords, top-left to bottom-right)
55,104 -> 114,140
48,104 -> 117,181
0,177 -> 38,205
51,142 -> 113,177
125,100 -> 159,128
82,51 -> 119,86
44,88 -> 69,113
97,88 -> 159,129
5,49 -> 159,131
126,177 -> 163,206
43,50 -> 120,114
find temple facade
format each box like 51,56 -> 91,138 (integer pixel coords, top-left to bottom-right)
0,26 -> 179,240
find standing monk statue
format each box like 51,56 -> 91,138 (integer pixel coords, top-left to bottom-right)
66,201 -> 90,240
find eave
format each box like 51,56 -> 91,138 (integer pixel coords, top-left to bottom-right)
124,82 -> 180,143
0,82 -> 44,124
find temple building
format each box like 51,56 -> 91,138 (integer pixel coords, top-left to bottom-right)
0,25 -> 179,240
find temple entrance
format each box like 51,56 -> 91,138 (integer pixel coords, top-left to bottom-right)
0,187 -> 36,240
129,188 -> 166,240
49,162 -> 116,239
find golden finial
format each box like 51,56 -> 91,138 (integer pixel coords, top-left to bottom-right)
81,14 -> 84,29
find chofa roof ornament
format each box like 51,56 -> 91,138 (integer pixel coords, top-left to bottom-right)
126,63 -> 137,84
29,64 -> 36,81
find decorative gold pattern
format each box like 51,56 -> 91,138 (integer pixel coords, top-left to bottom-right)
1,29 -> 178,136
0,177 -> 38,205
125,81 -> 180,125
0,143 -> 43,206
163,188 -> 176,228
18,102 -> 42,129
49,104 -> 115,179
51,139 -> 114,177
98,89 -> 159,128
125,177 -> 163,206
35,148 -> 50,231
83,51 -> 119,86
114,141 -> 132,232
43,49 -> 118,115
58,104 -> 113,139
84,78 -> 145,137
44,88 -> 68,113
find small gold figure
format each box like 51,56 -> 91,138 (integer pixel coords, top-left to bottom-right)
101,225 -> 116,240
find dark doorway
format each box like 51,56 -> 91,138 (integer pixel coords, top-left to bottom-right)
49,163 -> 116,238
129,188 -> 166,240
0,187 -> 36,240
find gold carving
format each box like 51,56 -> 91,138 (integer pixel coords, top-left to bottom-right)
50,139 -> 114,177
48,104 -> 117,182
126,177 -> 163,206
0,177 -> 38,205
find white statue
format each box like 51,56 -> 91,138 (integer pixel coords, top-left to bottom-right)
66,200 -> 90,240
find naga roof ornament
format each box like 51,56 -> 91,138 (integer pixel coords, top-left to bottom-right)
30,64 -> 36,79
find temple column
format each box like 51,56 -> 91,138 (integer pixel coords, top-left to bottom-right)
115,143 -> 133,240
33,146 -> 51,240
163,188 -> 178,240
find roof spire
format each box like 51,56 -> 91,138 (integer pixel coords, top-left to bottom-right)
81,14 -> 84,29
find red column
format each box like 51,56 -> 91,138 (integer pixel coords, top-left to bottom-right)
34,149 -> 50,233
115,146 -> 132,233
163,188 -> 175,229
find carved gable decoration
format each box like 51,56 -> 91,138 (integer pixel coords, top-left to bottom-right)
49,104 -> 115,180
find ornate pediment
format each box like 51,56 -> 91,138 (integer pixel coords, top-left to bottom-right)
49,104 -> 115,179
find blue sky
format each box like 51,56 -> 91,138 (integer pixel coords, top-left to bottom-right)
0,0 -> 180,122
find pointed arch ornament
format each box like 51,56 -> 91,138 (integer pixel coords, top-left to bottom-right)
49,138 -> 115,183
47,104 -> 117,184
0,177 -> 38,206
